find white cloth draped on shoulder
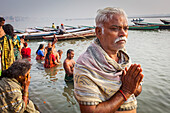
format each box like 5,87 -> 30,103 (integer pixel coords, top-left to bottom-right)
74,38 -> 137,111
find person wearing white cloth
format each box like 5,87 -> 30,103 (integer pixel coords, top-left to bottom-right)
74,7 -> 144,113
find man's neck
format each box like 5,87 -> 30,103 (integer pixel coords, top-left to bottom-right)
104,49 -> 119,62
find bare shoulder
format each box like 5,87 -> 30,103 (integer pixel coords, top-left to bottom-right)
63,59 -> 69,65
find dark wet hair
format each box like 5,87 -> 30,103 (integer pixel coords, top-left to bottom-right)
67,49 -> 74,55
2,24 -> 15,38
1,59 -> 32,79
0,17 -> 5,22
46,48 -> 52,60
57,49 -> 63,53
36,44 -> 44,54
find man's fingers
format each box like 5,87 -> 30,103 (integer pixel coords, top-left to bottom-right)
132,67 -> 141,78
126,64 -> 134,76
126,64 -> 138,78
135,72 -> 144,86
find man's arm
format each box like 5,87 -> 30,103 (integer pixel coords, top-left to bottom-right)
51,34 -> 58,47
79,64 -> 144,113
56,53 -> 60,63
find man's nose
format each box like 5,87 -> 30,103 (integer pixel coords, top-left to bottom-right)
118,28 -> 127,37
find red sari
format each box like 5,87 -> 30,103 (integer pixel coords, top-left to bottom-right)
21,47 -> 31,58
44,54 -> 57,68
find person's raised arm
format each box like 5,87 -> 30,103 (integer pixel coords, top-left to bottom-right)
79,64 -> 144,113
51,34 -> 58,47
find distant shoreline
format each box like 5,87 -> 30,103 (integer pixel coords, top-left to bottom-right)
128,15 -> 170,18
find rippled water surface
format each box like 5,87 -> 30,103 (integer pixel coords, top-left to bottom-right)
26,29 -> 170,113
9,18 -> 170,113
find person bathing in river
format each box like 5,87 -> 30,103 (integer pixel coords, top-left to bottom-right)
63,49 -> 75,82
44,35 -> 58,55
36,44 -> 46,60
44,48 -> 59,68
21,42 -> 31,58
56,49 -> 63,63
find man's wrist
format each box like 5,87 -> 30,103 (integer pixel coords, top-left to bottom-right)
119,88 -> 132,99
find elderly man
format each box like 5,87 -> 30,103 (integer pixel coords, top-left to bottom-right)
74,7 -> 144,113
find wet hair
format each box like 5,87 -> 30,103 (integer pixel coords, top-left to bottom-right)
58,49 -> 63,53
36,44 -> 44,54
67,49 -> 74,55
0,17 -> 5,22
0,59 -> 32,79
95,7 -> 127,27
2,24 -> 15,38
46,48 -> 52,59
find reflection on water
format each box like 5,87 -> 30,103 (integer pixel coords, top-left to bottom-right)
62,81 -> 77,107
25,30 -> 170,113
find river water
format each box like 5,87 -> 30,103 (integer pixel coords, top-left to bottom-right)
8,17 -> 170,113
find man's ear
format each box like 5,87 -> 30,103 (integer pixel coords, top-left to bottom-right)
95,27 -> 102,39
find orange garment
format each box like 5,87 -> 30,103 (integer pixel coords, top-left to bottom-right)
44,54 -> 56,68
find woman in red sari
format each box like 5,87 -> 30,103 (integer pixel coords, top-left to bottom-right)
44,48 -> 59,68
21,42 -> 31,58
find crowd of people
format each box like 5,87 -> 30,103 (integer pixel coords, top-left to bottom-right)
0,18 -> 31,71
0,17 -> 75,112
0,7 -> 144,113
35,37 -> 75,81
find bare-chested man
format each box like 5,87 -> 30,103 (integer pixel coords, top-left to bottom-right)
63,49 -> 75,82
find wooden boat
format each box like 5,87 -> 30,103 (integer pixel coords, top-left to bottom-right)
131,18 -> 144,22
160,19 -> 170,24
133,21 -> 170,29
16,30 -> 57,39
35,26 -> 76,31
66,27 -> 91,33
133,21 -> 163,26
129,25 -> 159,30
16,26 -> 95,40
43,29 -> 96,41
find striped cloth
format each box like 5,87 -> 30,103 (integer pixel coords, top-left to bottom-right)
0,35 -> 15,71
0,78 -> 39,113
74,38 -> 137,111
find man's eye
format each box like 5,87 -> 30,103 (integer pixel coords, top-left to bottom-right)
124,27 -> 129,31
111,28 -> 119,31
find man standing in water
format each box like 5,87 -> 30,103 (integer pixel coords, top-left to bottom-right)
74,7 -> 144,113
63,49 -> 75,82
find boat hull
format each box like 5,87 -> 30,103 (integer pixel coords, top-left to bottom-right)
129,25 -> 159,30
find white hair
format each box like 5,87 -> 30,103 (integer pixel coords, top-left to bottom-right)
95,7 -> 128,27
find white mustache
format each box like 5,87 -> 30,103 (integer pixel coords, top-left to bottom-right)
114,37 -> 127,43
